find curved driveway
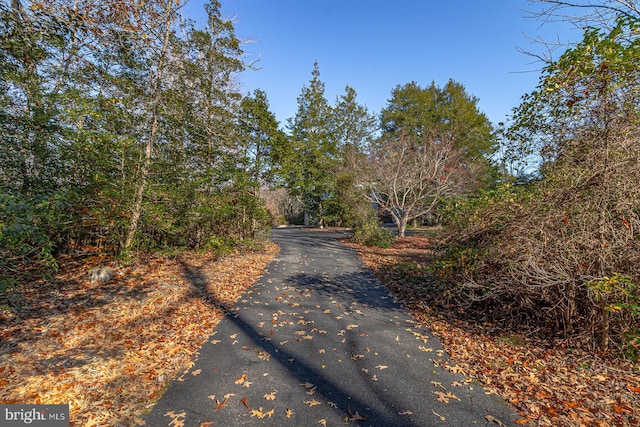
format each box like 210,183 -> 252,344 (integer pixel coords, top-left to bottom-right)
144,228 -> 518,426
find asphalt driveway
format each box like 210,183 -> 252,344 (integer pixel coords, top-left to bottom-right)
143,228 -> 518,426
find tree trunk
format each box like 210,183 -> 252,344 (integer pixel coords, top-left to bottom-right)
123,0 -> 176,250
397,217 -> 407,238
391,212 -> 407,238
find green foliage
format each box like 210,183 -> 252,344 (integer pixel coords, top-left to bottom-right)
437,183 -> 536,230
283,62 -> 337,224
0,0 -> 278,292
238,89 -> 287,188
0,192 -> 66,293
380,79 -> 496,162
353,221 -> 395,248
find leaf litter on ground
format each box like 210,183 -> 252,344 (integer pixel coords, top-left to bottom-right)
346,236 -> 639,427
0,243 -> 278,426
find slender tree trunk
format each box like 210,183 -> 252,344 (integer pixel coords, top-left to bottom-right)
124,0 -> 176,250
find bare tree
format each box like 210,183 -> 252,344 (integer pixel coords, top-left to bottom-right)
359,130 -> 478,237
530,0 -> 639,26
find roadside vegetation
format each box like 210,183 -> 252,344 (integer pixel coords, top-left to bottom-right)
348,233 -> 639,426
1,0 -> 639,425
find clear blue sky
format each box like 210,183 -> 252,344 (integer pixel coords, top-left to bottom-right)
183,0 -> 580,128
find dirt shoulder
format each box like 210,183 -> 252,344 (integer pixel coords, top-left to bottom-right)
346,236 -> 639,427
0,243 -> 278,426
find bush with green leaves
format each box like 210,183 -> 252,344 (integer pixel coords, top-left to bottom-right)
353,220 -> 395,248
0,192 -> 66,294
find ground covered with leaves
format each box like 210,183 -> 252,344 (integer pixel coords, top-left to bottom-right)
0,243 -> 278,426
347,236 -> 640,427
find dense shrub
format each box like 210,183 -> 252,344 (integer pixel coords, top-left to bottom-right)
0,192 -> 65,294
438,122 -> 640,355
353,221 -> 395,248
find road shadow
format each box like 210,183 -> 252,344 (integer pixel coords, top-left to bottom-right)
167,232 -> 425,426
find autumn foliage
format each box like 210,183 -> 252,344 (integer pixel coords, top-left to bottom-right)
436,16 -> 640,355
0,244 -> 278,426
349,235 -> 640,426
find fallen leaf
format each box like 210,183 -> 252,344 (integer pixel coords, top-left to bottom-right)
319,419 -> 327,426
285,408 -> 294,418
398,410 -> 413,415
214,398 -> 228,411
304,399 -> 322,407
431,381 -> 446,391
235,374 -> 251,387
434,391 -> 460,403
432,410 -> 446,421
240,397 -> 251,411
165,411 -> 186,427
200,422 -> 215,427
485,415 -> 505,426
375,365 -> 388,370
327,401 -> 338,408
263,391 -> 277,401
254,349 -> 270,361
349,411 -> 366,421
448,365 -> 465,374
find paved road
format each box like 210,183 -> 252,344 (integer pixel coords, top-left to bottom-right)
143,228 -> 518,426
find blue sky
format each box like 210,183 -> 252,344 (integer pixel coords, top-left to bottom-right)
183,0 -> 581,128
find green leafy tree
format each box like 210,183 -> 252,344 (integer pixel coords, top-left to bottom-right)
238,89 -> 287,191
325,85 -> 378,227
284,62 -> 337,226
381,79 -> 495,162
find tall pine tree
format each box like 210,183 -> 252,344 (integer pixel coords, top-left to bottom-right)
285,62 -> 337,226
